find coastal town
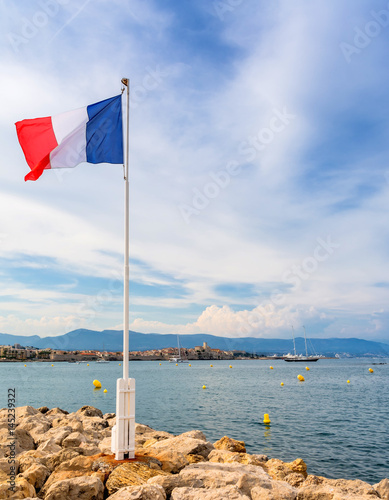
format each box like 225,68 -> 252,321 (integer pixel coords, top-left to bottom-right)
0,341 -> 269,362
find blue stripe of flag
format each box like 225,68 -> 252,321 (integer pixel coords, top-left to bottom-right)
86,95 -> 123,165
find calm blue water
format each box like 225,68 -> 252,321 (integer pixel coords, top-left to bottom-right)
1,358 -> 388,484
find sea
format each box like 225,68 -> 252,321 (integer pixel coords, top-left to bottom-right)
1,358 -> 388,485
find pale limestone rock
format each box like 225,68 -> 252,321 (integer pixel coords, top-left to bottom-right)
0,476 -> 36,499
62,431 -> 86,448
300,475 -> 379,498
36,438 -> 62,455
213,436 -> 246,453
78,444 -> 102,456
99,436 -> 113,454
171,485 -> 250,499
33,425 -> 71,447
177,462 -> 273,496
16,414 -> 51,444
107,483 -> 166,499
17,450 -> 46,472
82,416 -> 109,432
134,424 -> 173,447
40,448 -> 81,471
178,430 -> 207,441
20,462 -> 50,490
55,454 -> 95,472
148,474 -> 204,495
251,480 -> 298,499
106,462 -> 169,495
374,478 -> 389,499
40,470 -> 104,498
14,428 -> 35,452
147,435 -> 214,459
45,408 -> 69,417
185,454 -> 206,464
139,448 -> 189,473
264,458 -> 308,481
15,406 -> 39,422
76,406 -> 103,418
44,475 -> 104,500
0,457 -> 19,475
284,472 -> 305,487
208,449 -> 267,467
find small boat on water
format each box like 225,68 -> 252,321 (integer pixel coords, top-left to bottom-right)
284,326 -> 320,362
169,335 -> 189,363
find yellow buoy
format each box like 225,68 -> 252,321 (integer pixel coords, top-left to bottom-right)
263,413 -> 271,424
229,365 -> 232,368
24,364 -> 27,367
103,389 -> 107,393
189,364 -> 191,367
202,385 -> 206,389
159,363 -> 161,365
270,366 -> 273,370
119,363 -> 121,366
280,382 -> 284,386
347,380 -> 350,384
210,364 -> 213,367
87,363 -> 89,366
305,366 -> 310,371
297,374 -> 305,382
93,379 -> 102,388
369,368 -> 374,373
176,363 -> 178,366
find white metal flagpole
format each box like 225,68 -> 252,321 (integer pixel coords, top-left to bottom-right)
111,78 -> 136,460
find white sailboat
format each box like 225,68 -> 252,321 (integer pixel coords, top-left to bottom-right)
169,335 -> 189,363
284,326 -> 320,362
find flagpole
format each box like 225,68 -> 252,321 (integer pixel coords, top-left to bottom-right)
111,77 -> 135,460
123,78 -> 130,383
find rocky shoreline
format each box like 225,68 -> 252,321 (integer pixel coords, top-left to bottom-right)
0,405 -> 387,499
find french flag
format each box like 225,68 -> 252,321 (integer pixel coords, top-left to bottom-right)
15,94 -> 123,181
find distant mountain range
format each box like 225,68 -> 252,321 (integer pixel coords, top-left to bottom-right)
0,329 -> 388,357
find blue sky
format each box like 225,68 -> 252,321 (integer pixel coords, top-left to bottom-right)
1,0 -> 389,342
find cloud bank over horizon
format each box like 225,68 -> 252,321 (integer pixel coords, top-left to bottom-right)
1,0 -> 389,342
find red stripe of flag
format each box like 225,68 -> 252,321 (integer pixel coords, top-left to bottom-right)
15,117 -> 58,178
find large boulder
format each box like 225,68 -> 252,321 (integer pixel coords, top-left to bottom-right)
40,448 -> 81,472
76,406 -> 103,418
0,476 -> 36,499
298,475 -> 380,499
146,435 -> 214,459
174,462 -> 274,497
251,481 -> 298,499
43,475 -> 104,500
213,436 -> 246,453
17,414 -> 51,445
264,458 -> 307,481
208,449 -> 268,467
138,448 -> 189,473
36,438 -> 62,455
62,431 -> 87,448
105,462 -> 169,496
15,407 -> 39,422
374,478 -> 389,499
107,483 -> 166,499
20,462 -> 50,491
171,485 -> 250,499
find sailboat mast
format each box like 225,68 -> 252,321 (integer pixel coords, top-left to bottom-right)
303,325 -> 308,357
292,326 -> 297,356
